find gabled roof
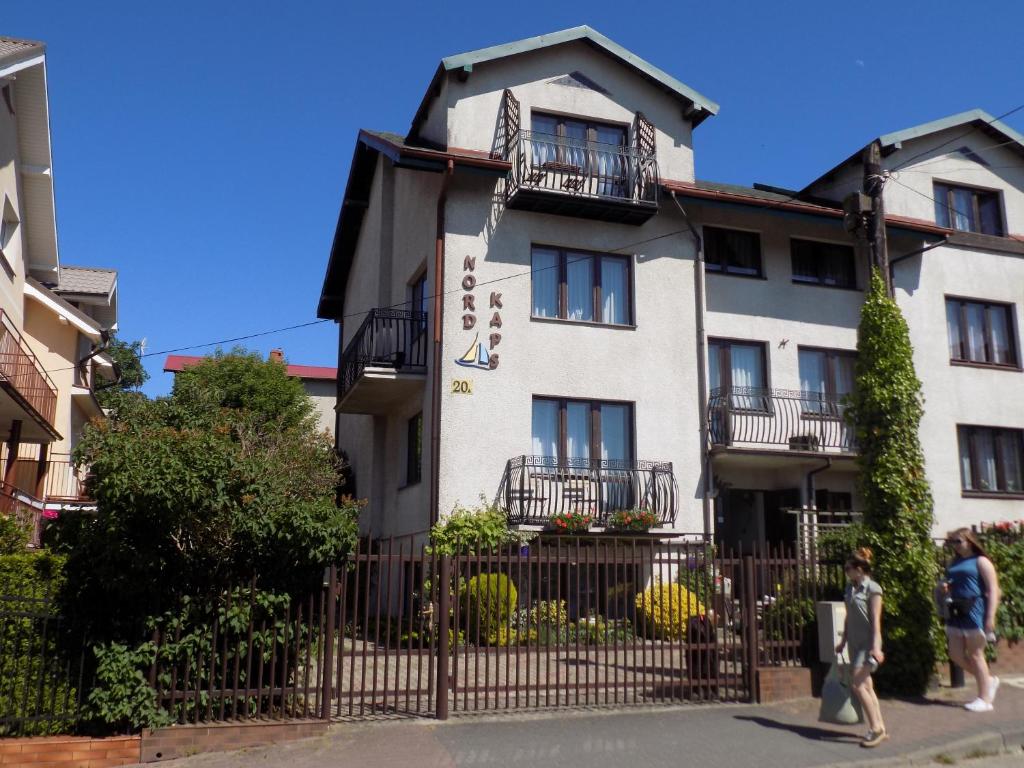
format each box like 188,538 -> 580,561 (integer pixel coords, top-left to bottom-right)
55,265 -> 117,297
0,36 -> 44,69
802,108 -> 1024,194
163,354 -> 337,381
409,25 -> 718,141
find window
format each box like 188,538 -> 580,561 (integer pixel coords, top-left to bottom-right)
410,273 -> 427,316
406,413 -> 423,485
530,113 -> 628,196
708,339 -> 768,410
945,297 -> 1018,367
531,397 -> 634,464
934,182 -> 1004,235
958,426 -> 1023,495
0,195 -> 18,275
531,246 -> 632,325
704,227 -> 763,277
798,347 -> 856,415
814,489 -> 853,513
791,239 -> 856,289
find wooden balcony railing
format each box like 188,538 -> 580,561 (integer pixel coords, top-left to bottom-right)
501,455 -> 678,527
506,131 -> 659,213
1,446 -> 92,503
707,387 -> 857,453
0,310 -> 58,429
338,308 -> 428,401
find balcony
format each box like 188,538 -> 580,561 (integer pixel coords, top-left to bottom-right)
1,445 -> 92,505
501,455 -> 678,528
337,308 -> 428,414
505,131 -> 659,225
707,388 -> 857,464
0,311 -> 59,440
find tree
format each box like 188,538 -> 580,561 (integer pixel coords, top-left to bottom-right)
56,350 -> 358,642
95,337 -> 148,409
846,268 -> 939,694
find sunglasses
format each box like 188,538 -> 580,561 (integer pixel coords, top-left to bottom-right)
946,538 -> 965,545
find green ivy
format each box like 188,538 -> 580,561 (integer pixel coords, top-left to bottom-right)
845,268 -> 940,695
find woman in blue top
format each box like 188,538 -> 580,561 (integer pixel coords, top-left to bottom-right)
943,528 -> 1001,712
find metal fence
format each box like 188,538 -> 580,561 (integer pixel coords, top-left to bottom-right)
2,539 -> 843,735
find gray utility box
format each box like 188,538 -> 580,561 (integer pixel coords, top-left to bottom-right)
817,601 -> 847,664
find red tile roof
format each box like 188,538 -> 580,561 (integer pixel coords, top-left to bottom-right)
163,354 -> 336,381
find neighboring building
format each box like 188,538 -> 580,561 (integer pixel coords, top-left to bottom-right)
163,350 -> 338,440
0,37 -> 120,534
317,26 -> 1024,546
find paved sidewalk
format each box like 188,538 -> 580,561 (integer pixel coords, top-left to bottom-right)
148,679 -> 1024,768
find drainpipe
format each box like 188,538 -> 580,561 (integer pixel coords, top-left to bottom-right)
805,458 -> 832,511
429,160 -> 454,527
887,235 -> 949,287
670,191 -> 712,540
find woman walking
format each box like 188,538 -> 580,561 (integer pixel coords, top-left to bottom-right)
943,528 -> 1001,712
836,547 -> 887,748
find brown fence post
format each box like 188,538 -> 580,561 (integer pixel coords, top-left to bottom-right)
321,564 -> 337,720
742,555 -> 759,703
435,554 -> 451,721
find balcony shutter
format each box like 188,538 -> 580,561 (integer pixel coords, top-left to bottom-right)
502,89 -> 520,159
633,111 -> 655,157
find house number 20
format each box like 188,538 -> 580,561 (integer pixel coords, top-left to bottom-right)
451,379 -> 473,395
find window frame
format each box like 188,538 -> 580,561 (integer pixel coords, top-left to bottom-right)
707,337 -> 771,412
797,346 -> 857,419
945,295 -> 1020,370
957,424 -> 1024,498
933,180 -> 1005,236
789,237 -> 858,290
530,244 -> 635,327
702,225 -> 765,279
530,111 -> 629,148
405,412 -> 423,487
531,396 -> 635,465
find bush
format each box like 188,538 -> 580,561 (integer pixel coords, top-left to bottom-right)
85,642 -> 169,732
635,582 -> 704,640
431,498 -> 533,556
460,573 -> 518,645
0,552 -> 74,737
976,522 -> 1024,646
0,511 -> 31,554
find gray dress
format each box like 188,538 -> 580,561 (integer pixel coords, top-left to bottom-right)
844,577 -> 883,668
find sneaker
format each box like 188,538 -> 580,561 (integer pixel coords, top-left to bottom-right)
987,676 -> 1000,704
965,698 -> 994,712
861,730 -> 889,748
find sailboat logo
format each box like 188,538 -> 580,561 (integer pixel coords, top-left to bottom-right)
455,333 -> 492,370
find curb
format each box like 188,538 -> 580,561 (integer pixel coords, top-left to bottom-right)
819,727 -> 1024,767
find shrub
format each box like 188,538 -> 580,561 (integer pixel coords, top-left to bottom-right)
607,509 -> 659,532
0,511 -> 30,554
548,511 -> 593,533
85,642 -> 170,732
635,582 -> 704,640
976,522 -> 1024,646
846,269 -> 940,695
460,573 -> 518,645
431,498 -> 534,556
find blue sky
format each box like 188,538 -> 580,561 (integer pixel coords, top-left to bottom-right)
5,1 -> 1023,396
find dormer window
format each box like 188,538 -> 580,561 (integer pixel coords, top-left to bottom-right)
934,182 -> 1004,235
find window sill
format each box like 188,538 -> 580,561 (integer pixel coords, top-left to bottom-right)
950,360 -> 1022,373
705,270 -> 767,281
530,316 -> 637,331
791,279 -> 861,293
961,490 -> 1024,500
398,480 -> 422,492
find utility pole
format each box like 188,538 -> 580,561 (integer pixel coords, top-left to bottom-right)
863,140 -> 892,296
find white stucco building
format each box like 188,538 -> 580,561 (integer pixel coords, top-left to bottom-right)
317,27 -> 1024,547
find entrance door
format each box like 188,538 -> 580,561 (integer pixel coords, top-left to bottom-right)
763,488 -> 801,552
715,489 -> 763,554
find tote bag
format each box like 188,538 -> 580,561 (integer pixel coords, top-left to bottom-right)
818,660 -> 863,725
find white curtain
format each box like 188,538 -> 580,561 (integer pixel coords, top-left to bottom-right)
975,430 -> 998,491
708,344 -> 722,393
959,431 -> 974,491
835,356 -> 856,398
531,115 -> 558,167
946,301 -> 963,359
965,304 -> 987,362
952,187 -> 975,232
531,400 -> 559,460
566,402 -> 590,461
532,248 -> 559,317
600,404 -> 631,462
988,306 -> 1011,365
799,350 -> 827,414
999,433 -> 1023,492
601,258 -> 628,324
730,345 -> 764,409
566,253 -> 594,321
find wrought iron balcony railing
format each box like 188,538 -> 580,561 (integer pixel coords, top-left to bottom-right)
338,308 -> 428,401
506,131 -> 659,209
0,310 -> 58,430
501,455 -> 677,527
707,387 -> 857,453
